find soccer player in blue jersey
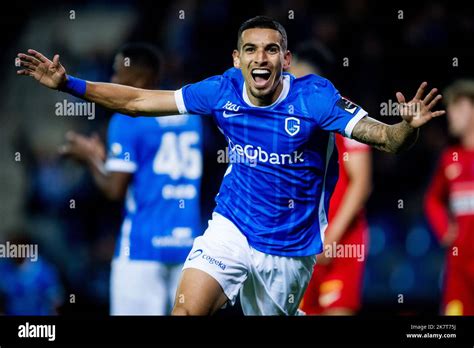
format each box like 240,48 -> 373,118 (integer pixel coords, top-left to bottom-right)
17,16 -> 445,315
57,43 -> 203,315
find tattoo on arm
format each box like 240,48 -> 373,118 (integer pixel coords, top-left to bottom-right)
351,116 -> 419,153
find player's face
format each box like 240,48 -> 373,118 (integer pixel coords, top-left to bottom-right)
233,28 -> 291,105
447,97 -> 474,137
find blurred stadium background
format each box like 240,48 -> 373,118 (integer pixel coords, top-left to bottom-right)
0,0 -> 472,315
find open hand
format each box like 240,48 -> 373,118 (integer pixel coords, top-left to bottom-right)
396,82 -> 446,128
17,49 -> 67,90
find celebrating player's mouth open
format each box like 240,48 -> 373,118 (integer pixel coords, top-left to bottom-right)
17,16 -> 445,316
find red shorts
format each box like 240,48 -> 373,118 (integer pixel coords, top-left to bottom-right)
442,257 -> 474,315
300,239 -> 366,314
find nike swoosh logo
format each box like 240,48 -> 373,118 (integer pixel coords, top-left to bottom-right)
223,111 -> 244,118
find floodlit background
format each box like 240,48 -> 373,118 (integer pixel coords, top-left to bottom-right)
0,0 -> 472,315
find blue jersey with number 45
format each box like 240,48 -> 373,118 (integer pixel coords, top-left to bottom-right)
174,68 -> 367,257
106,114 -> 202,263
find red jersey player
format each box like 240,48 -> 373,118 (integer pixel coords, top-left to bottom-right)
300,134 -> 371,315
290,47 -> 372,315
425,80 -> 474,316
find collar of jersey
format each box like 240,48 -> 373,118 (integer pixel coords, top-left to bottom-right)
242,74 -> 291,108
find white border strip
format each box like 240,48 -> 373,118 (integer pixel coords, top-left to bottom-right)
174,89 -> 188,114
317,133 -> 335,245
344,109 -> 368,138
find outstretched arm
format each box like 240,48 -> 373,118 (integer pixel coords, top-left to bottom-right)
17,49 -> 178,117
351,82 -> 445,153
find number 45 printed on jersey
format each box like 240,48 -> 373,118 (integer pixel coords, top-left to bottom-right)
153,131 -> 202,180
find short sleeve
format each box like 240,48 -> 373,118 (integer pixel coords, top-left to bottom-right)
105,113 -> 140,173
174,75 -> 223,115
313,79 -> 368,138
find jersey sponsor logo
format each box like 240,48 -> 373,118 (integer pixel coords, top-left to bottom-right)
187,249 -> 227,270
202,253 -> 226,270
336,97 -> 358,114
285,117 -> 301,136
188,248 -> 203,260
227,136 -> 304,165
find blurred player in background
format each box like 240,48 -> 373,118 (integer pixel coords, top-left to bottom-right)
17,16 -> 444,315
425,80 -> 474,316
59,43 -> 203,315
290,43 -> 372,315
0,232 -> 63,315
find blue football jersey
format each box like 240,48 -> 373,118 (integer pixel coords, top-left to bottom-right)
174,68 -> 367,257
0,258 -> 63,315
105,113 -> 203,263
